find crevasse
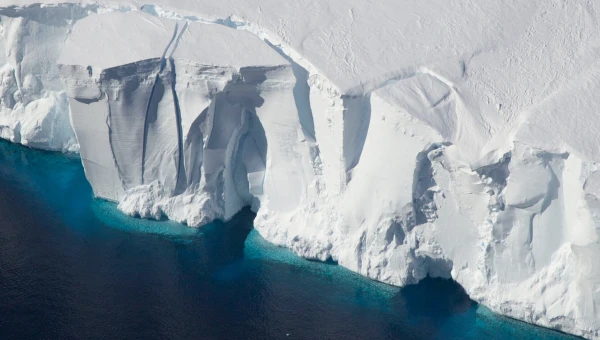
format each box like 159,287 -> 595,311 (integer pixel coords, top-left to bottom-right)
2,2 -> 600,339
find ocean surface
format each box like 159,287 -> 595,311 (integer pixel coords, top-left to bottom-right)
0,140 -> 579,340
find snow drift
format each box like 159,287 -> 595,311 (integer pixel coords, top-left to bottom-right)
2,1 -> 600,338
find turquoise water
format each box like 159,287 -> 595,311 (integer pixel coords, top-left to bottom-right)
0,140 -> 580,339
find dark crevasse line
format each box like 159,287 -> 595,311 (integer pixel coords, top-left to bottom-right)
141,72 -> 162,185
168,22 -> 189,195
0,7 -> 591,340
168,21 -> 188,59
141,21 -> 181,185
138,6 -> 322,167
161,21 -> 181,67
169,57 -> 187,196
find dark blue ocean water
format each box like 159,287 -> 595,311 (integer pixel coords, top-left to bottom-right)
0,140 -> 579,340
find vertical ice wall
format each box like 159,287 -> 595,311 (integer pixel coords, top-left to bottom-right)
4,2 -> 600,338
59,11 -> 319,227
0,4 -> 89,151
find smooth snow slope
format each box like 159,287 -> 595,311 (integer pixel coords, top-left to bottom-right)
3,1 -> 600,338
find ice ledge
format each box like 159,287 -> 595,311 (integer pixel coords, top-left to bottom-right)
3,2 -> 600,339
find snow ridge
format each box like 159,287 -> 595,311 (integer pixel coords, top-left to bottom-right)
3,2 -> 600,339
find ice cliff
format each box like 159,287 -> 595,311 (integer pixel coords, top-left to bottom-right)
3,1 -> 600,338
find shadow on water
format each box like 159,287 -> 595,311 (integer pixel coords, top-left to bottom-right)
0,140 -> 582,340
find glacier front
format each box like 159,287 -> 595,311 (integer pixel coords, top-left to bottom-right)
2,1 -> 600,338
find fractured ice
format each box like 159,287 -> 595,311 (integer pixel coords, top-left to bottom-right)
2,2 -> 600,338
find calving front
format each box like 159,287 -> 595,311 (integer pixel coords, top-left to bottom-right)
2,2 -> 600,338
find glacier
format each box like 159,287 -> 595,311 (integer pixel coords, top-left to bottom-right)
2,0 -> 600,338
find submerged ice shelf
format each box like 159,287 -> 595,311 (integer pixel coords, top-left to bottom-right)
2,1 -> 600,338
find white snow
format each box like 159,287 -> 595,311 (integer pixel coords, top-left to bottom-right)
2,1 -> 600,338
0,4 -> 84,151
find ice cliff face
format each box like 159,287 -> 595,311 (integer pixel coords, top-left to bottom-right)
0,4 -> 83,151
3,1 -> 600,338
59,11 -> 305,227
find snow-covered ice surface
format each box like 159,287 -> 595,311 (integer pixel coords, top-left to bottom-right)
3,0 -> 600,337
0,3 -> 83,151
